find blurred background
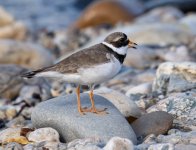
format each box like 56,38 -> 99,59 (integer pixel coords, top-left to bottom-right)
0,0 -> 196,136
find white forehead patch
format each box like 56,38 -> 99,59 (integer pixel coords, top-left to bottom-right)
102,42 -> 128,55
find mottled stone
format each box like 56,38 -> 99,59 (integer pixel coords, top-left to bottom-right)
147,143 -> 174,150
157,130 -> 196,145
131,111 -> 173,142
175,144 -> 196,150
0,128 -> 29,144
66,137 -> 103,150
103,137 -> 134,150
4,142 -> 23,150
27,127 -> 60,143
147,92 -> 196,130
23,141 -> 67,150
31,94 -> 137,144
153,62 -> 196,94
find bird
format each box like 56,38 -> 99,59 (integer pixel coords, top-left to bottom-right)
21,32 -> 137,115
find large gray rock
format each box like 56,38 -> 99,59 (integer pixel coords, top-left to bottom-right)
31,94 -> 137,144
147,92 -> 196,130
153,62 -> 196,94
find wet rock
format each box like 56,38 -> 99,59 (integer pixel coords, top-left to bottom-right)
136,6 -> 184,24
153,62 -> 196,94
147,92 -> 195,130
147,143 -> 174,150
72,0 -> 139,29
0,64 -> 27,100
0,6 -> 14,27
66,137 -> 103,150
31,94 -> 137,144
103,137 -> 134,150
0,40 -> 54,69
131,111 -> 173,142
4,142 -> 23,150
0,21 -> 26,40
125,83 -> 152,96
157,130 -> 196,144
93,87 -> 142,119
27,127 -> 59,143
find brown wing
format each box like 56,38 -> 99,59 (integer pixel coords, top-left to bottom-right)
42,43 -> 111,74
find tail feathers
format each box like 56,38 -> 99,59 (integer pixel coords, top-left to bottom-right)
21,69 -> 43,78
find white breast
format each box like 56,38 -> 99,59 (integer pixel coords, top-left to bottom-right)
78,56 -> 121,84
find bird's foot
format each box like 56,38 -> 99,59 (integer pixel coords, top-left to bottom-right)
90,107 -> 108,115
78,107 -> 90,115
79,107 -> 108,115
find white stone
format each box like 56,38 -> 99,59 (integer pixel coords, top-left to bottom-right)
103,137 -> 134,150
94,87 -> 142,118
27,127 -> 60,143
147,143 -> 174,150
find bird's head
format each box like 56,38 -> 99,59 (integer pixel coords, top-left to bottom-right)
102,32 -> 137,55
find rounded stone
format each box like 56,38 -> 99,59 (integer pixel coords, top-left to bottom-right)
131,111 -> 173,141
153,62 -> 196,93
103,137 -> 134,150
93,87 -> 142,119
31,93 -> 137,144
27,127 -> 60,143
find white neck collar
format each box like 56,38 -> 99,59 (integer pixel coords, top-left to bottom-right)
102,42 -> 128,55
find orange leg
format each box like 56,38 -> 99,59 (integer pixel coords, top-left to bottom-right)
76,85 -> 85,115
88,88 -> 107,114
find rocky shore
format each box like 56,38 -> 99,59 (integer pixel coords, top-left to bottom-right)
0,1 -> 195,150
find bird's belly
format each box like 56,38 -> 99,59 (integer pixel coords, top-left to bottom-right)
78,59 -> 122,85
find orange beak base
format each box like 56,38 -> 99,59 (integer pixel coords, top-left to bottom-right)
128,38 -> 137,49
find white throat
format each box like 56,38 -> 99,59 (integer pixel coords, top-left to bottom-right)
102,41 -> 128,55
